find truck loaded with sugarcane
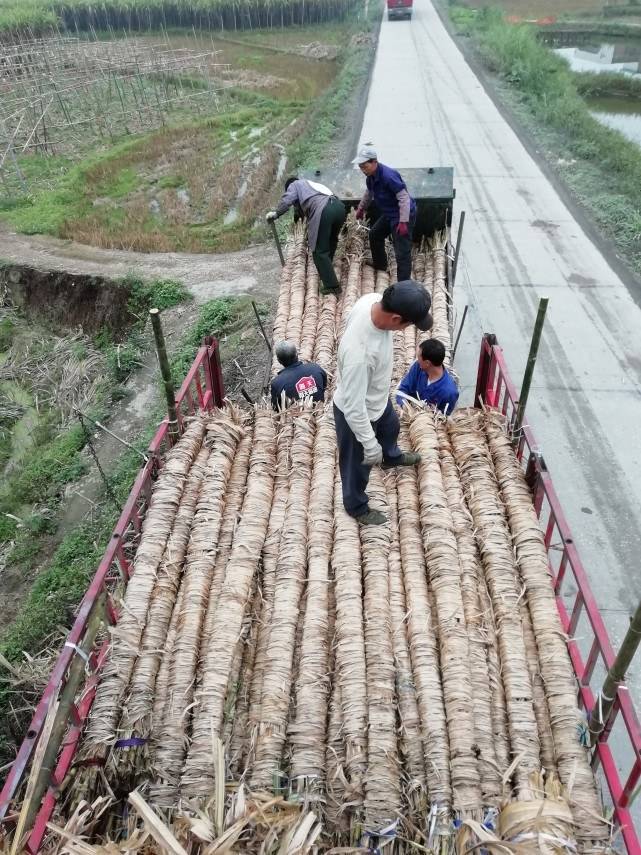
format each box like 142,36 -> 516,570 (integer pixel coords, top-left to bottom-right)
1,165 -> 641,855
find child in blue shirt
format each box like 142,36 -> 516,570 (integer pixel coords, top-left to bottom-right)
396,338 -> 459,415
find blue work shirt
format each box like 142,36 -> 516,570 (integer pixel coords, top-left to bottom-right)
270,360 -> 327,410
396,362 -> 459,415
366,162 -> 416,226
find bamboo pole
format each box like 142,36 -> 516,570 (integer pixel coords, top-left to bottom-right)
150,308 -> 179,444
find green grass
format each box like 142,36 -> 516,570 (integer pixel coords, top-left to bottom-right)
449,5 -> 641,277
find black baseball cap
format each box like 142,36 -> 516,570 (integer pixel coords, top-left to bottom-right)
383,280 -> 433,331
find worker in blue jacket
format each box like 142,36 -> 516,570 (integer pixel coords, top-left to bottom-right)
270,341 -> 327,411
353,144 -> 416,282
396,338 -> 459,415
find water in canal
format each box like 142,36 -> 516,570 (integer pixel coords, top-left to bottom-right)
554,39 -> 641,148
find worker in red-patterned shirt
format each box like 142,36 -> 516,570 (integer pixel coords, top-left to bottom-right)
270,341 -> 327,411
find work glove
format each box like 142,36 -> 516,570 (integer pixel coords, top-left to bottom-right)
355,207 -> 365,221
396,222 -> 409,237
362,442 -> 383,467
266,211 -> 278,222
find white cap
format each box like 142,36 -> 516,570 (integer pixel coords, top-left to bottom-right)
352,144 -> 378,165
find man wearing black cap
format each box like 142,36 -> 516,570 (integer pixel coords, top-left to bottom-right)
333,280 -> 433,526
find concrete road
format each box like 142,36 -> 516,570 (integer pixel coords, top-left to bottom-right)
359,0 -> 641,775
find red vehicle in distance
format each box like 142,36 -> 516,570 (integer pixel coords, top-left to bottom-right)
387,0 -> 412,20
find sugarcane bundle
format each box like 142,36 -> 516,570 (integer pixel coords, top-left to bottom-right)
299,252 -> 320,362
289,407 -> 336,791
484,411 -> 609,848
428,231 -> 452,361
448,408 -> 540,797
78,417 -> 207,771
250,407 -> 316,789
114,442 -> 212,786
395,424 -> 451,816
436,421 -> 503,804
331,473 -> 368,824
285,231 -> 309,348
313,290 -> 338,377
151,412 -> 245,805
225,574 -> 261,773
199,416 -> 254,656
408,409 -> 481,816
337,229 -> 365,337
181,407 -> 277,799
248,414 -> 294,731
383,470 -> 427,819
360,469 -> 401,831
271,223 -> 304,375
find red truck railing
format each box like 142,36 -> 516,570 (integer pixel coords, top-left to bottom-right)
476,332 -> 641,853
0,337 -> 224,852
2,333 -> 640,852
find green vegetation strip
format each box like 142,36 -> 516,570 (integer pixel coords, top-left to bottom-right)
0,0 -> 356,37
448,5 -> 641,277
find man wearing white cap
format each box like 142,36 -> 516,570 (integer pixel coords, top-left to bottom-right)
352,145 -> 416,282
267,176 -> 346,295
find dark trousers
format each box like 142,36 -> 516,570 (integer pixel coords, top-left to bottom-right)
369,212 -> 415,282
313,197 -> 346,291
333,400 -> 402,517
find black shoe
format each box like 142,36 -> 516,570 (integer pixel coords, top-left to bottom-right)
354,509 -> 387,526
381,451 -> 421,470
320,285 -> 341,296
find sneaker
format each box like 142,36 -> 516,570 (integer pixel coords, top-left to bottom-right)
381,451 -> 421,470
354,509 -> 388,526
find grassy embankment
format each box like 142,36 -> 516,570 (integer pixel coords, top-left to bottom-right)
448,4 -> 641,277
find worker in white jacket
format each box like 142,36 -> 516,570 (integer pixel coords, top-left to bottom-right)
333,280 -> 433,525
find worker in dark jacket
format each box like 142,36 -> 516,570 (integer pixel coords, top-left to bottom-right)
270,341 -> 327,410
353,145 -> 416,282
396,338 -> 459,415
267,177 -> 346,295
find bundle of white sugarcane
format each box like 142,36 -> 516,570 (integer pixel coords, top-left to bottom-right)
151,411 -> 245,805
271,224 -> 304,375
180,407 -> 277,798
247,414 -> 294,735
409,409 -> 481,817
448,408 -> 540,798
76,417 -> 207,781
284,232 -> 309,349
383,469 -> 427,821
436,420 -> 503,804
331,473 -> 368,829
288,407 -> 336,795
484,410 -> 609,850
299,253 -> 320,362
395,424 -> 451,823
250,407 -> 316,789
428,230 -> 452,362
361,469 -> 401,831
113,442 -> 212,786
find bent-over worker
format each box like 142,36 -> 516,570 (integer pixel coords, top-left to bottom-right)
266,177 -> 346,295
270,340 -> 327,411
333,280 -> 433,526
397,338 -> 459,415
353,145 -> 416,282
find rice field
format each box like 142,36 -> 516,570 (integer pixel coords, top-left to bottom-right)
11,220 -> 613,853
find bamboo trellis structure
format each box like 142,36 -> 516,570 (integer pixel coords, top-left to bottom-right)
19,221 -> 613,855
